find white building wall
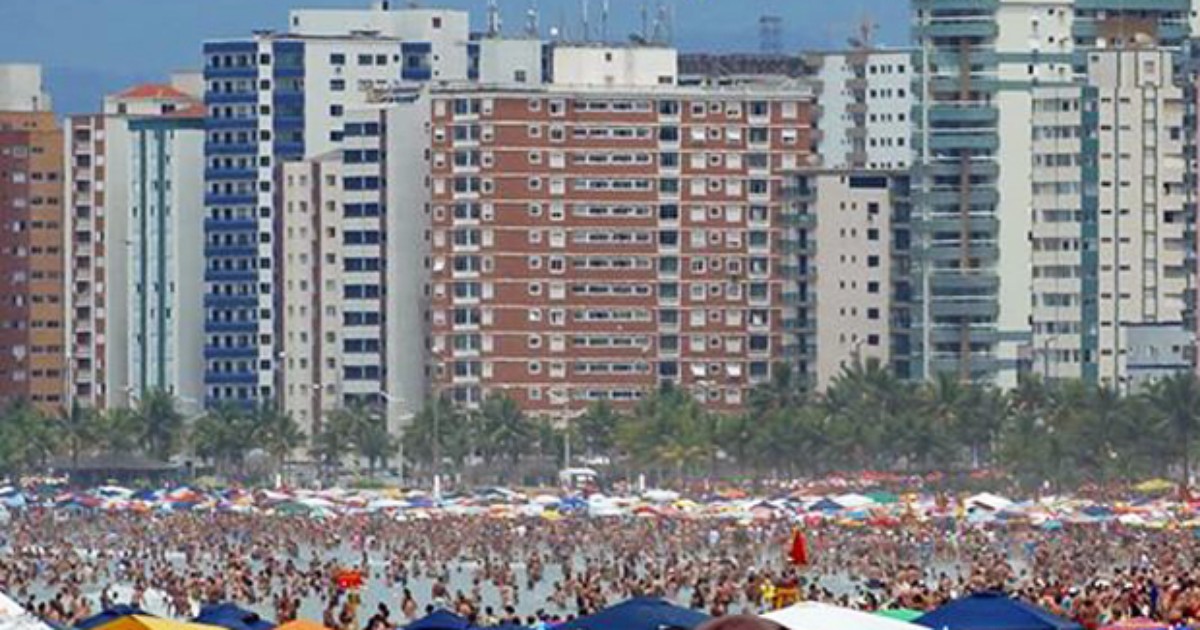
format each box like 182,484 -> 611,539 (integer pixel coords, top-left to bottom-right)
0,64 -> 51,112
167,127 -> 206,411
815,56 -> 852,169
289,7 -> 470,80
551,46 -> 677,87
993,0 -> 1074,388
103,119 -> 132,406
1030,86 -> 1085,381
811,173 -> 893,388
478,39 -> 544,85
1089,50 -> 1189,388
384,99 -> 432,424
862,52 -> 912,170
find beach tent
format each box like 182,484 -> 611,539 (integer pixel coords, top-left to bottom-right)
405,611 -> 470,630
92,616 -> 226,630
765,602 -> 922,630
557,597 -> 710,630
0,590 -> 52,630
76,607 -> 150,630
193,604 -> 275,630
916,591 -> 1082,630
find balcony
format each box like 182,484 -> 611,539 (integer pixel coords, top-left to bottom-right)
203,293 -> 260,308
204,217 -> 258,231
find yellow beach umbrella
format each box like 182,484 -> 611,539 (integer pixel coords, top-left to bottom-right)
95,616 -> 227,630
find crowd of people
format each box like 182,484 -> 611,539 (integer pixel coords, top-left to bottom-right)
3,509 -> 1200,630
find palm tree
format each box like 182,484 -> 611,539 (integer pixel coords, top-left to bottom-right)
311,407 -> 355,479
1144,372 -> 1200,487
478,394 -> 531,467
133,388 -> 184,461
0,402 -> 52,477
747,362 -> 808,417
53,400 -> 99,469
575,401 -> 619,460
191,404 -> 252,477
95,407 -> 141,454
353,410 -> 396,477
252,403 -> 305,475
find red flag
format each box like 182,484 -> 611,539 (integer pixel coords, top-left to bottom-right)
788,528 -> 809,566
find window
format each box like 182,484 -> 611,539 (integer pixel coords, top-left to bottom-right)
330,53 -> 346,65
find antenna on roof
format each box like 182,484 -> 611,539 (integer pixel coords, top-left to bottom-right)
525,0 -> 540,37
486,0 -> 502,37
651,1 -> 669,44
601,0 -> 610,43
759,15 -> 783,54
640,2 -> 649,42
847,12 -> 877,50
581,0 -> 590,42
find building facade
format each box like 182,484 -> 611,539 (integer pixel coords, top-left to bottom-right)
782,170 -> 912,388
422,83 -> 817,413
202,6 -> 473,408
911,0 -> 1198,388
814,50 -> 914,171
0,104 -> 65,410
66,83 -> 206,410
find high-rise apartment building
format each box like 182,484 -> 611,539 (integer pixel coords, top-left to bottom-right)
277,100 -> 431,435
65,83 -> 206,410
911,0 -> 1198,388
420,76 -> 817,412
0,64 -> 65,410
782,171 -> 912,388
202,5 -> 473,407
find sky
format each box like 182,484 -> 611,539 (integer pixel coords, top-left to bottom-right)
0,0 -> 909,115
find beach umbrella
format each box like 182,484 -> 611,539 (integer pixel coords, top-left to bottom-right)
405,611 -> 470,630
0,590 -> 53,630
1099,620 -> 1167,630
76,607 -> 150,630
557,597 -> 709,630
273,622 -> 329,630
877,610 -> 924,623
193,603 -> 275,630
93,616 -> 226,630
916,591 -> 1082,630
765,602 -> 922,630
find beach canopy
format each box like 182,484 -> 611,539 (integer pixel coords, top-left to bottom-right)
0,590 -> 52,630
916,592 -> 1082,630
405,611 -> 470,630
76,607 -> 150,630
193,604 -> 275,630
93,616 -> 227,630
765,602 -> 923,630
558,597 -> 710,630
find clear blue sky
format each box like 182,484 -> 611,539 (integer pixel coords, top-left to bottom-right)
0,0 -> 909,114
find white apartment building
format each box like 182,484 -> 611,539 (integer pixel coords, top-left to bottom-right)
814,51 -> 913,170
65,82 -> 206,410
0,64 -> 51,112
1089,49 -> 1189,388
203,5 -> 473,407
279,102 -> 428,435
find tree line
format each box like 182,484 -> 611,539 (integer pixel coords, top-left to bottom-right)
403,362 -> 1200,490
0,363 -> 1198,489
